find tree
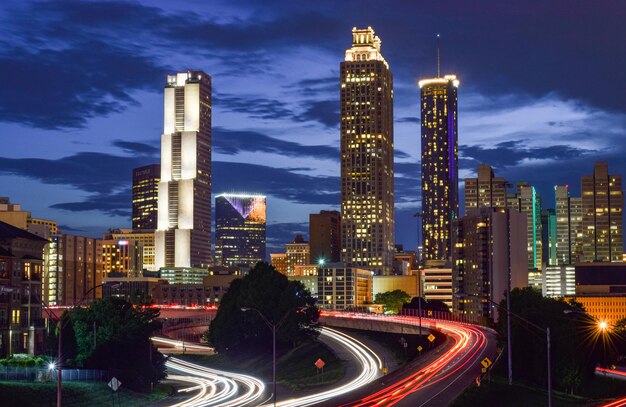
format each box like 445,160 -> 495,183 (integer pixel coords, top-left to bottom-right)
496,287 -> 600,394
208,262 -> 319,354
68,297 -> 166,392
374,290 -> 411,313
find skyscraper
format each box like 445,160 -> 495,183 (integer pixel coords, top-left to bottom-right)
215,194 -> 266,267
509,183 -> 542,269
554,185 -> 584,265
310,210 -> 341,264
464,164 -> 507,213
419,74 -> 459,262
132,164 -> 160,231
452,208 -> 527,319
582,162 -> 623,262
340,27 -> 394,275
155,71 -> 212,268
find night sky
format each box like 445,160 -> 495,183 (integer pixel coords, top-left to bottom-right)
1,1 -> 625,253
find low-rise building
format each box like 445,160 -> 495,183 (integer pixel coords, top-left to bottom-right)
317,264 -> 372,310
160,267 -> 209,285
373,275 -> 419,298
422,262 -> 453,310
543,265 -> 575,297
0,220 -> 48,357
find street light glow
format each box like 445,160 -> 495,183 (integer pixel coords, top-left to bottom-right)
599,321 -> 609,332
48,362 -> 56,371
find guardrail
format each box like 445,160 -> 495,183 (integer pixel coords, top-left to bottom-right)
0,366 -> 108,382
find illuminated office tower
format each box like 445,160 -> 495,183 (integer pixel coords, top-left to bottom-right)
215,194 -> 266,267
582,162 -> 623,262
554,185 -> 584,265
420,73 -> 459,262
464,164 -> 507,213
132,164 -> 160,231
509,183 -> 543,269
340,27 -> 394,274
155,71 -> 212,268
541,209 -> 557,266
570,197 -> 584,261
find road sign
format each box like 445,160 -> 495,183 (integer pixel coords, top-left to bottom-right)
481,357 -> 492,369
427,310 -> 433,316
427,334 -> 436,343
108,377 -> 121,392
314,358 -> 326,369
482,367 -> 487,373
382,367 -> 388,374
417,345 -> 423,352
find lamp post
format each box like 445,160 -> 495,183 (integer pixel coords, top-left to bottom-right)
241,307 -> 295,407
454,292 -> 552,407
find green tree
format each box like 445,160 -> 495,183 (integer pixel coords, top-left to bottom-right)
497,287 -> 600,394
208,262 -> 319,354
68,297 -> 165,392
374,290 -> 411,313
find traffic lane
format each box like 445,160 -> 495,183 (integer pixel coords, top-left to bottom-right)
396,328 -> 497,407
329,334 -> 454,406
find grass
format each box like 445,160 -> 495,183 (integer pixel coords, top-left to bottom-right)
0,381 -> 173,407
178,339 -> 345,391
451,374 -> 626,407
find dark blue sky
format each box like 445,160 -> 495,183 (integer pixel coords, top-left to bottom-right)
1,1 -> 625,252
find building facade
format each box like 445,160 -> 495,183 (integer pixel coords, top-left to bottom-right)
270,253 -> 287,274
464,164 -> 507,213
581,162 -> 623,262
451,208 -> 528,319
309,210 -> 341,264
44,234 -> 102,306
422,264 -> 453,310
285,235 -> 310,276
132,164 -> 160,231
554,185 -> 584,265
155,71 -> 212,269
215,194 -> 266,268
340,27 -> 395,275
0,221 -> 47,357
317,265 -> 373,310
543,265 -> 575,297
509,183 -> 542,270
420,75 -> 459,263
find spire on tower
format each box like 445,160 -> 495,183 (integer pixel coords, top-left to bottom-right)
437,34 -> 441,78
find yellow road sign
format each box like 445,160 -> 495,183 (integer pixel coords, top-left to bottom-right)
481,357 -> 492,369
417,345 -> 423,352
482,367 -> 487,373
427,334 -> 436,343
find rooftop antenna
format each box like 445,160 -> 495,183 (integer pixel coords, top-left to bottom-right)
437,34 -> 441,78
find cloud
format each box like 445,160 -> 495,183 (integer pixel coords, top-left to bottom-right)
214,93 -> 295,120
266,222 -> 309,252
297,100 -> 339,128
213,127 -> 338,161
0,39 -> 166,129
461,140 -> 594,169
51,190 -> 131,218
112,140 -> 159,156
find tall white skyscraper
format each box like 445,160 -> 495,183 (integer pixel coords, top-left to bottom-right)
155,71 -> 212,268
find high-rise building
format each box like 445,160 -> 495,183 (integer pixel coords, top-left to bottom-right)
581,162 -> 623,262
286,235 -> 310,276
155,71 -> 212,269
541,209 -> 556,266
509,183 -> 542,269
0,197 -> 58,237
215,194 -> 266,268
309,210 -> 341,264
109,229 -> 157,271
451,208 -> 528,319
464,164 -> 507,213
132,164 -> 160,231
420,74 -> 459,263
340,27 -> 395,275
100,238 -> 143,277
554,185 -> 584,265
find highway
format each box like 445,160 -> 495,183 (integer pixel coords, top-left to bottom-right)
324,313 -> 496,407
154,327 -> 383,407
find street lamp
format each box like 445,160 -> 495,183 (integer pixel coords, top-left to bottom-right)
240,307 -> 296,407
454,292 -> 552,407
48,362 -> 56,371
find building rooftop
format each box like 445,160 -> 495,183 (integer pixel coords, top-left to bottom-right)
0,220 -> 48,242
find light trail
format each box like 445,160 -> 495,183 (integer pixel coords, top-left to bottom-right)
265,326 -> 382,407
596,366 -> 626,379
602,396 -> 626,407
152,336 -> 214,352
165,356 -> 266,407
325,313 -> 489,407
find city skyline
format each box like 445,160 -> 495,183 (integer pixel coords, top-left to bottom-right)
1,1 -> 626,253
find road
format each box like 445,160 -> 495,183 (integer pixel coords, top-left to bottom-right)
325,314 -> 497,407
153,327 -> 383,407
